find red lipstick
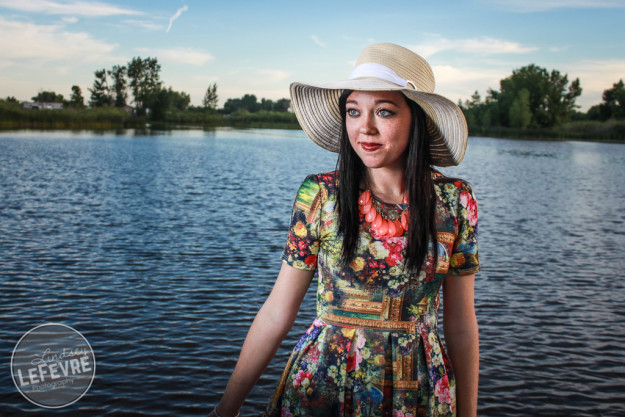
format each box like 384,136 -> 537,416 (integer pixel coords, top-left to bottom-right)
360,142 -> 382,152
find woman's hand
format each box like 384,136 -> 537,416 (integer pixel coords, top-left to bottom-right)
207,405 -> 238,417
443,273 -> 479,417
212,263 -> 314,416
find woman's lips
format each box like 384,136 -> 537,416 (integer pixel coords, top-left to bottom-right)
360,142 -> 382,152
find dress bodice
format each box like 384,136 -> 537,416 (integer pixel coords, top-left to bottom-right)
269,171 -> 479,417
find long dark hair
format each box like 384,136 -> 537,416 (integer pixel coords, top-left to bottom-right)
336,90 -> 438,275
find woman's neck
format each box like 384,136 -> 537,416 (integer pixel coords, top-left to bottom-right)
365,166 -> 406,205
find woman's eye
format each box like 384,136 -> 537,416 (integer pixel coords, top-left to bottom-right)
347,109 -> 359,117
378,109 -> 393,117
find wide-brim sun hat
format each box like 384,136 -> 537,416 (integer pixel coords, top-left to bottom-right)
290,43 -> 468,167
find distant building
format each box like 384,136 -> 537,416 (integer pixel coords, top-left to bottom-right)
22,102 -> 64,110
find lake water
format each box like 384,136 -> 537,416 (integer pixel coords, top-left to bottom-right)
0,129 -> 624,416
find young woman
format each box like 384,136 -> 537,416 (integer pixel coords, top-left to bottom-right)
210,43 -> 480,417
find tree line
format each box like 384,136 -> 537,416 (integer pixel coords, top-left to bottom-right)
8,56 -> 294,121
459,64 -> 624,134
1,58 -> 623,139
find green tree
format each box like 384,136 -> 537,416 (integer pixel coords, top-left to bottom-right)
224,94 -> 290,114
588,79 -> 625,121
223,94 -> 259,113
149,89 -> 170,120
162,87 -> 190,112
258,98 -> 275,111
127,56 -> 162,116
223,97 -> 242,114
69,85 -> 85,108
202,83 -> 218,110
603,79 -> 625,119
32,91 -> 64,103
240,94 -> 259,112
509,88 -> 531,128
460,91 -> 482,128
149,87 -> 191,120
545,70 -> 582,126
459,90 -> 498,130
108,65 -> 127,108
470,90 -> 481,104
89,69 -> 113,107
274,98 -> 291,112
494,64 -> 581,128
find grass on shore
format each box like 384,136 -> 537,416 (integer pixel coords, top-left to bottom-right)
469,120 -> 625,142
0,102 -> 301,130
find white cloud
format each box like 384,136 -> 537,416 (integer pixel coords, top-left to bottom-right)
166,5 -> 188,33
433,65 -> 505,85
0,0 -> 141,16
431,64 -> 509,103
411,35 -> 537,58
192,75 -> 219,84
460,37 -> 537,54
0,16 -> 117,65
140,48 -> 213,66
62,16 -> 78,23
122,19 -> 163,31
485,0 -> 625,12
311,35 -> 326,47
548,45 -> 570,53
257,69 -> 291,82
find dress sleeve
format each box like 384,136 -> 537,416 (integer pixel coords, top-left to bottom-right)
448,182 -> 480,276
281,174 -> 322,271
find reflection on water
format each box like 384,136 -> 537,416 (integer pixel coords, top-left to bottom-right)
498,149 -> 557,158
0,130 -> 624,416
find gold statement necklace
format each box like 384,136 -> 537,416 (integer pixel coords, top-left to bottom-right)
358,189 -> 409,238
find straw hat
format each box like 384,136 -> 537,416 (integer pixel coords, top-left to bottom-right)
290,43 -> 468,167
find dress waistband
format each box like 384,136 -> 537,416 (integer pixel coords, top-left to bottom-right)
320,312 -> 427,334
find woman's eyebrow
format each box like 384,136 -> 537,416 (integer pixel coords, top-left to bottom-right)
345,99 -> 399,106
375,99 -> 399,106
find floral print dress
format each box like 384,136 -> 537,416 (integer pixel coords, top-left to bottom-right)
265,170 -> 479,417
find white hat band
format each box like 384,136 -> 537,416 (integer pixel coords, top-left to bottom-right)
348,63 -> 412,88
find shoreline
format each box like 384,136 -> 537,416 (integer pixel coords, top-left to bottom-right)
1,121 -> 623,144
0,122 -> 625,144
468,122 -> 625,143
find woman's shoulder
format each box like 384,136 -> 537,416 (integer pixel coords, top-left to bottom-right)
294,171 -> 337,201
433,169 -> 472,187
300,171 -> 338,192
311,170 -> 338,185
433,170 -> 476,204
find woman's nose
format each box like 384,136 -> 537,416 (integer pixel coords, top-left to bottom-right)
360,113 -> 377,135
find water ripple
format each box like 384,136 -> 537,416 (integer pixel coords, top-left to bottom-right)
0,131 -> 624,416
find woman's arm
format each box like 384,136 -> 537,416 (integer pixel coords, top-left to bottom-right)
209,263 -> 315,417
443,274 -> 479,417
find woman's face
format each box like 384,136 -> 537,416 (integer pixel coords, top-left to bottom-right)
345,90 -> 412,172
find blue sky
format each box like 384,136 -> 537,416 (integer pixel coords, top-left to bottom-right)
1,0 -> 623,110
